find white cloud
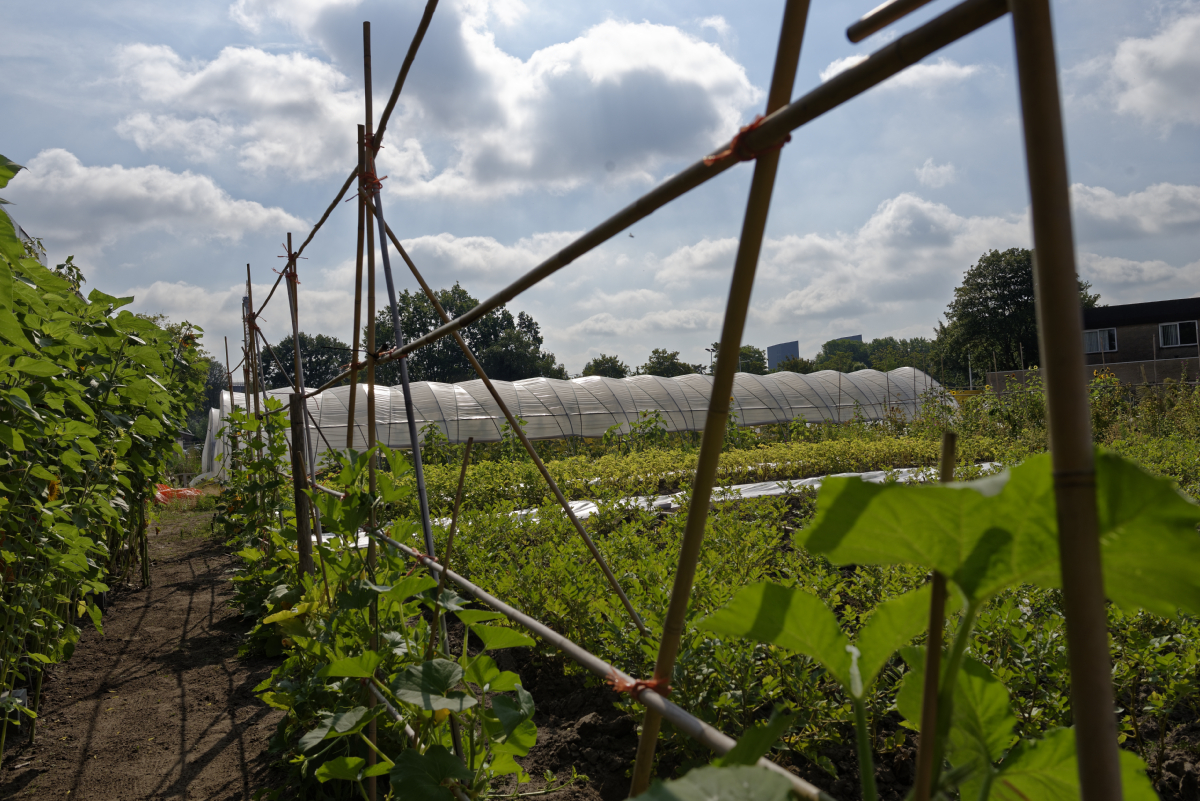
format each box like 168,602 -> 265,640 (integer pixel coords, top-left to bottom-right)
915,158 -> 956,188
1077,252 -> 1181,285
1072,181 -> 1200,237
819,55 -> 868,82
199,1 -> 762,198
653,237 -> 739,287
394,230 -> 582,287
1111,14 -> 1200,128
566,308 -> 721,338
820,55 -> 978,92
577,288 -> 669,311
114,44 -> 362,180
699,16 -> 730,37
4,149 -> 303,258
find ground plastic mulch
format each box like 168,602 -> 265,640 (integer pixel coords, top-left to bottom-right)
0,508 -> 284,800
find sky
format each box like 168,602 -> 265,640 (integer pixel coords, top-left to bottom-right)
3,0 -> 1198,374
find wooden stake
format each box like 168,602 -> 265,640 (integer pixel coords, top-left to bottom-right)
363,27 -> 379,798
289,393 -> 314,578
427,437 -> 474,663
913,431 -> 956,801
346,126 -> 367,449
630,1 -> 812,792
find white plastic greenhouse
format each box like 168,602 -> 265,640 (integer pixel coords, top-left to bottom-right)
200,367 -> 939,476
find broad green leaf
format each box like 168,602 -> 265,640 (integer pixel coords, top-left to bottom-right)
389,744 -> 473,801
801,451 -> 1200,615
0,423 -> 24,451
470,624 -> 535,650
328,706 -> 377,736
13,356 -> 62,377
639,765 -> 795,801
393,659 -> 477,712
454,609 -> 507,624
381,574 -> 437,603
321,651 -> 383,678
989,727 -> 1157,801
337,579 -> 393,610
462,654 -> 521,692
713,707 -> 794,767
316,756 -> 366,782
697,582 -> 852,692
488,750 -> 529,781
896,648 -> 1015,782
490,686 -> 535,739
1093,451 -> 1200,617
86,289 -> 135,310
0,154 -> 21,189
855,583 -> 938,691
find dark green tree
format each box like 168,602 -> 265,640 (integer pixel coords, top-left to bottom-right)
261,332 -> 353,390
639,348 -> 701,377
582,353 -> 630,378
371,283 -> 566,384
707,342 -> 768,375
937,247 -> 1099,376
771,355 -> 816,374
815,338 -> 871,372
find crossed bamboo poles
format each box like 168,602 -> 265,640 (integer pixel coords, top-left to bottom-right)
234,0 -> 1121,798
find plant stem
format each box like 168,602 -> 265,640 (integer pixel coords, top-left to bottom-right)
852,697 -> 878,801
930,598 -> 981,789
360,730 -> 396,767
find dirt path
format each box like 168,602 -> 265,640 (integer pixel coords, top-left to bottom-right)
0,507 -> 283,800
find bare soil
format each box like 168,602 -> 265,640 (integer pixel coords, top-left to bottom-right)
0,505 -> 284,800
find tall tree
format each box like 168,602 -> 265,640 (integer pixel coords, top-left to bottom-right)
938,248 -> 1099,374
639,348 -> 701,377
261,332 -> 353,390
707,342 -> 768,375
814,338 -> 871,372
371,283 -> 566,384
771,355 -> 816,374
582,353 -> 630,378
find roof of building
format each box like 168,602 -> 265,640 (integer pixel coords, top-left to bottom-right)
1083,297 -> 1200,329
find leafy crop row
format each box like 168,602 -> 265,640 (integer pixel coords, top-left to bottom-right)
0,156 -> 205,763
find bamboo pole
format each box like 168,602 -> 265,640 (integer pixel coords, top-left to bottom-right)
847,0 -> 935,42
1010,1 -> 1120,798
289,393 -> 314,578
245,265 -> 262,420
370,204 -> 646,634
362,25 -> 436,559
630,0 -> 811,792
372,530 -> 833,801
363,33 -> 380,798
427,436 -> 474,663
912,431 -> 956,801
346,127 -> 367,449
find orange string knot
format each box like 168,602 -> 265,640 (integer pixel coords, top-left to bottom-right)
607,669 -> 671,699
360,171 -> 387,195
702,115 -> 790,167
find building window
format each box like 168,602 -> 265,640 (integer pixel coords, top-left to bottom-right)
1160,321 -> 1199,348
1084,328 -> 1117,353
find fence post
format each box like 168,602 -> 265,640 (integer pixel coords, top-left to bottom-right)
289,393 -> 314,578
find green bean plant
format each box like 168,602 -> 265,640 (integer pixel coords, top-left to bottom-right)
0,153 -> 204,763
232,444 -> 580,801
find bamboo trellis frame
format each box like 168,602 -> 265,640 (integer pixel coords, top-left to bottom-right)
233,0 -> 1122,798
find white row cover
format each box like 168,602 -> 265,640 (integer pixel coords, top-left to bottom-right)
201,368 -> 938,476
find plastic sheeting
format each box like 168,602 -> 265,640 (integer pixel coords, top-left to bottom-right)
201,368 -> 939,476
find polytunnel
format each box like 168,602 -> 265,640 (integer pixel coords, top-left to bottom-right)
200,367 -> 939,476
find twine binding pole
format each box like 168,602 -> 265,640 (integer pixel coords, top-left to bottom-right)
630,1 -> 811,792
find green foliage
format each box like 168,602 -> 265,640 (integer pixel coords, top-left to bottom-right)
582,353 -> 630,378
0,193 -> 204,762
371,283 -> 566,384
225,444 -> 579,800
936,247 -> 1100,381
639,348 -> 703,377
262,331 -> 352,390
770,355 -> 815,374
